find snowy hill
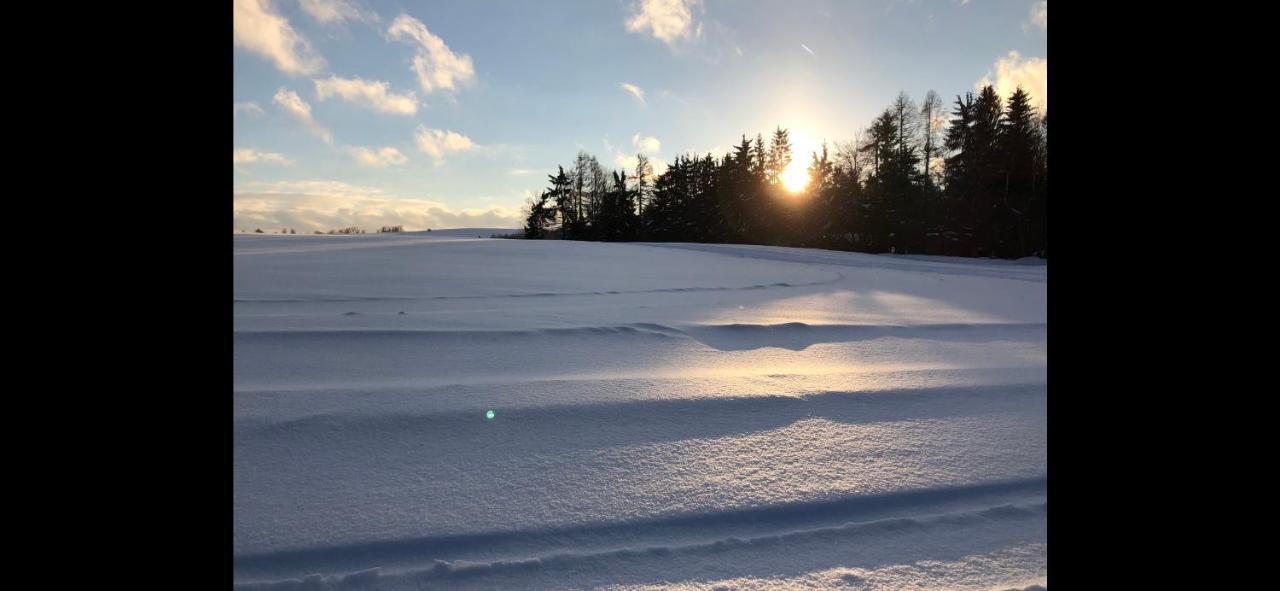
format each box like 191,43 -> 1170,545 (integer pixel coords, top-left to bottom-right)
409,227 -> 520,237
234,234 -> 1047,590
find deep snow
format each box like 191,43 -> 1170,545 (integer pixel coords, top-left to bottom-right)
233,230 -> 1047,590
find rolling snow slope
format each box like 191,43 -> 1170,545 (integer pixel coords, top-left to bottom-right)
233,230 -> 1047,590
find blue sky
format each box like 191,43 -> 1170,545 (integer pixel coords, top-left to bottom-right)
233,0 -> 1047,232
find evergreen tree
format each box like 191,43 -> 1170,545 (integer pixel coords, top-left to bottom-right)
920,90 -> 944,191
547,166 -> 573,238
995,87 -> 1043,257
943,92 -> 976,253
719,135 -> 757,241
832,140 -> 864,249
595,170 -> 638,241
524,191 -> 555,239
752,133 -> 767,179
971,85 -> 1003,256
1032,112 -> 1047,257
863,110 -> 899,251
766,126 -> 793,185
806,143 -> 838,247
646,155 -> 684,241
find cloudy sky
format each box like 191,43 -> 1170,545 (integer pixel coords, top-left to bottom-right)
234,0 -> 1047,232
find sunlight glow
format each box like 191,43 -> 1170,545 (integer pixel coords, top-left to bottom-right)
781,159 -> 810,193
779,128 -> 820,194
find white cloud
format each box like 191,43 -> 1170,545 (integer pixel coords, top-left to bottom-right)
620,82 -> 646,105
602,138 -> 630,170
234,148 -> 292,164
977,51 -> 1047,114
314,76 -> 417,115
387,14 -> 476,94
625,0 -> 702,48
633,134 -> 661,155
273,88 -> 334,143
1027,1 -> 1047,31
415,126 -> 475,160
234,102 -> 265,117
509,168 -> 540,176
614,154 -> 639,170
233,181 -> 522,231
299,0 -> 377,25
348,146 -> 408,167
800,43 -> 815,56
605,135 -> 663,171
239,179 -> 383,198
233,0 -> 324,75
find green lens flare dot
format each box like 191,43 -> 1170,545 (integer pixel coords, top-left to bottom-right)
485,409 -> 496,420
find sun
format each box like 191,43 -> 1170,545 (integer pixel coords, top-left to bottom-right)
780,159 -> 810,193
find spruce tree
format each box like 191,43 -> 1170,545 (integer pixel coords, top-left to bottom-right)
767,126 -> 793,185
547,166 -> 573,239
524,191 -> 555,239
996,87 -> 1041,257
972,85 -> 1003,256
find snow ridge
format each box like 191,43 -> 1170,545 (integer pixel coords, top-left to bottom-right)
234,274 -> 845,304
234,497 -> 1046,589
235,321 -> 1045,352
640,242 -> 1047,282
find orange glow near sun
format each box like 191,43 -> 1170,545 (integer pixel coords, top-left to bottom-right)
781,159 -> 810,193
779,128 -> 819,194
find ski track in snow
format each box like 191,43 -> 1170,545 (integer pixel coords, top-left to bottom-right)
233,231 -> 1047,589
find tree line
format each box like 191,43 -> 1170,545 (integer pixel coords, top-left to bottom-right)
241,226 -> 422,235
524,85 -> 1046,258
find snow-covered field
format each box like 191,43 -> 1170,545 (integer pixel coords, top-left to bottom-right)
233,230 -> 1047,590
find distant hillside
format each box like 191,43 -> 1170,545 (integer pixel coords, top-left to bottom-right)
410,228 -> 521,238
